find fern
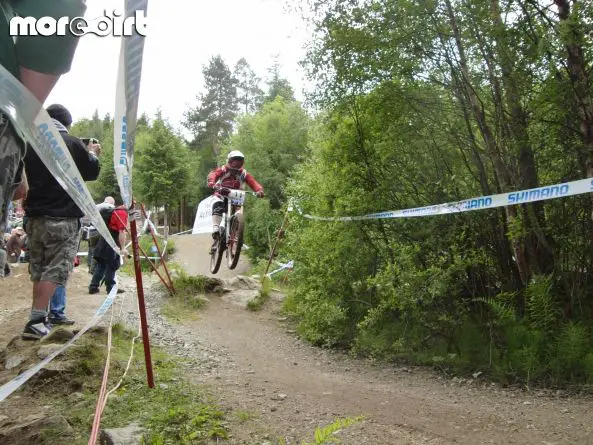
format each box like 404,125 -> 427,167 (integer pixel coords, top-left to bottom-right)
475,292 -> 516,324
525,275 -> 559,334
554,322 -> 589,381
301,416 -> 364,445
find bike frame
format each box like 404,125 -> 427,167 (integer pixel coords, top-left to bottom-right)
220,189 -> 247,244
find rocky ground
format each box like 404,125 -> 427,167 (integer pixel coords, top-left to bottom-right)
1,233 -> 593,444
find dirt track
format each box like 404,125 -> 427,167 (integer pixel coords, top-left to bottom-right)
167,234 -> 593,445
1,234 -> 592,444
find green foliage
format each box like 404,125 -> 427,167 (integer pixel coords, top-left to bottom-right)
160,268 -> 223,321
235,57 -> 264,113
70,111 -> 120,201
264,56 -> 296,104
229,96 -> 308,259
35,328 -> 229,444
301,416 -> 364,445
278,0 -> 593,387
142,404 -> 228,444
184,55 -> 238,152
135,113 -> 191,210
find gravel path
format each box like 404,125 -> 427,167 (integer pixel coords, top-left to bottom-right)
111,235 -> 593,445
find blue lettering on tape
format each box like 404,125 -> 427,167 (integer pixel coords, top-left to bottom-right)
461,196 -> 493,210
508,183 -> 569,204
37,123 -> 72,170
120,116 -> 127,165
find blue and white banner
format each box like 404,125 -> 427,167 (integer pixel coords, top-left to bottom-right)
298,178 -> 593,221
114,0 -> 148,209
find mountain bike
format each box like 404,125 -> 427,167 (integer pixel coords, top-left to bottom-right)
210,188 -> 256,274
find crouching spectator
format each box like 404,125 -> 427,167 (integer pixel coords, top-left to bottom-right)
89,200 -> 128,295
22,104 -> 101,340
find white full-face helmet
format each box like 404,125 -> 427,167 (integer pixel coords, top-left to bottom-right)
227,150 -> 245,169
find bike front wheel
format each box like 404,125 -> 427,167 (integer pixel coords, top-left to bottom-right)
210,231 -> 225,274
227,213 -> 244,270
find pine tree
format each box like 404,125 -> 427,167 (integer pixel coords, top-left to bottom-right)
184,55 -> 238,155
264,56 -> 295,104
234,57 -> 264,114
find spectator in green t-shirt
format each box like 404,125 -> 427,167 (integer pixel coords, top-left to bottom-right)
0,0 -> 87,281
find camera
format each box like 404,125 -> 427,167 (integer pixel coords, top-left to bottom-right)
81,137 -> 99,146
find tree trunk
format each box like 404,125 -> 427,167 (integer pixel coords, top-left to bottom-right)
554,0 -> 593,178
163,204 -> 168,238
490,0 -> 555,276
443,0 -> 528,295
180,196 -> 185,232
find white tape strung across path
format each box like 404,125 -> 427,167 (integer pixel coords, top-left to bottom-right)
297,178 -> 593,221
267,260 -> 294,277
0,282 -> 120,402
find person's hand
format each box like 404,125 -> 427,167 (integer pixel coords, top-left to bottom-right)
215,185 -> 229,196
88,142 -> 102,157
121,248 -> 129,257
256,190 -> 265,198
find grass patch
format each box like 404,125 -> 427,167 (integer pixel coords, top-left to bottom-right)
158,264 -> 224,322
34,325 -> 229,444
234,409 -> 256,424
161,298 -> 202,323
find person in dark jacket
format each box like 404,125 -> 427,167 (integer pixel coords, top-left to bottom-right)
89,199 -> 128,295
21,104 -> 101,340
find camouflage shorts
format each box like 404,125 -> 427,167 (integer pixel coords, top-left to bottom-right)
25,216 -> 80,285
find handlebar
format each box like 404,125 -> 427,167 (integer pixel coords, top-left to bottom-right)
216,187 -> 261,197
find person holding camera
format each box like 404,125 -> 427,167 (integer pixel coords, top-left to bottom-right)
21,104 -> 101,340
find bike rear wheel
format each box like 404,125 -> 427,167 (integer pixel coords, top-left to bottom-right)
227,213 -> 244,270
209,231 -> 225,274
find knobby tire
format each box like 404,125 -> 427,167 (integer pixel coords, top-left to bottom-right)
228,213 -> 244,270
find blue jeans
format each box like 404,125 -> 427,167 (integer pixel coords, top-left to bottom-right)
50,285 -> 67,319
90,260 -> 116,292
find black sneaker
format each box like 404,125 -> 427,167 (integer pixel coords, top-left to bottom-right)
22,318 -> 52,340
48,316 -> 75,325
89,287 -> 99,294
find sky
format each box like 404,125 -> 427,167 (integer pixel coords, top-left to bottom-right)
46,0 -> 313,138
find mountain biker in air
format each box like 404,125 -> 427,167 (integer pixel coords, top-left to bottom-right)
207,150 -> 264,251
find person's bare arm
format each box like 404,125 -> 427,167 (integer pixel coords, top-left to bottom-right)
119,231 -> 127,255
19,68 -> 60,103
12,170 -> 28,201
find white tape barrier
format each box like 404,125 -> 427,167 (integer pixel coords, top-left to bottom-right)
267,260 -> 294,277
171,229 -> 193,236
114,0 -> 148,209
0,65 -> 119,253
0,282 -> 120,402
296,178 -> 593,221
